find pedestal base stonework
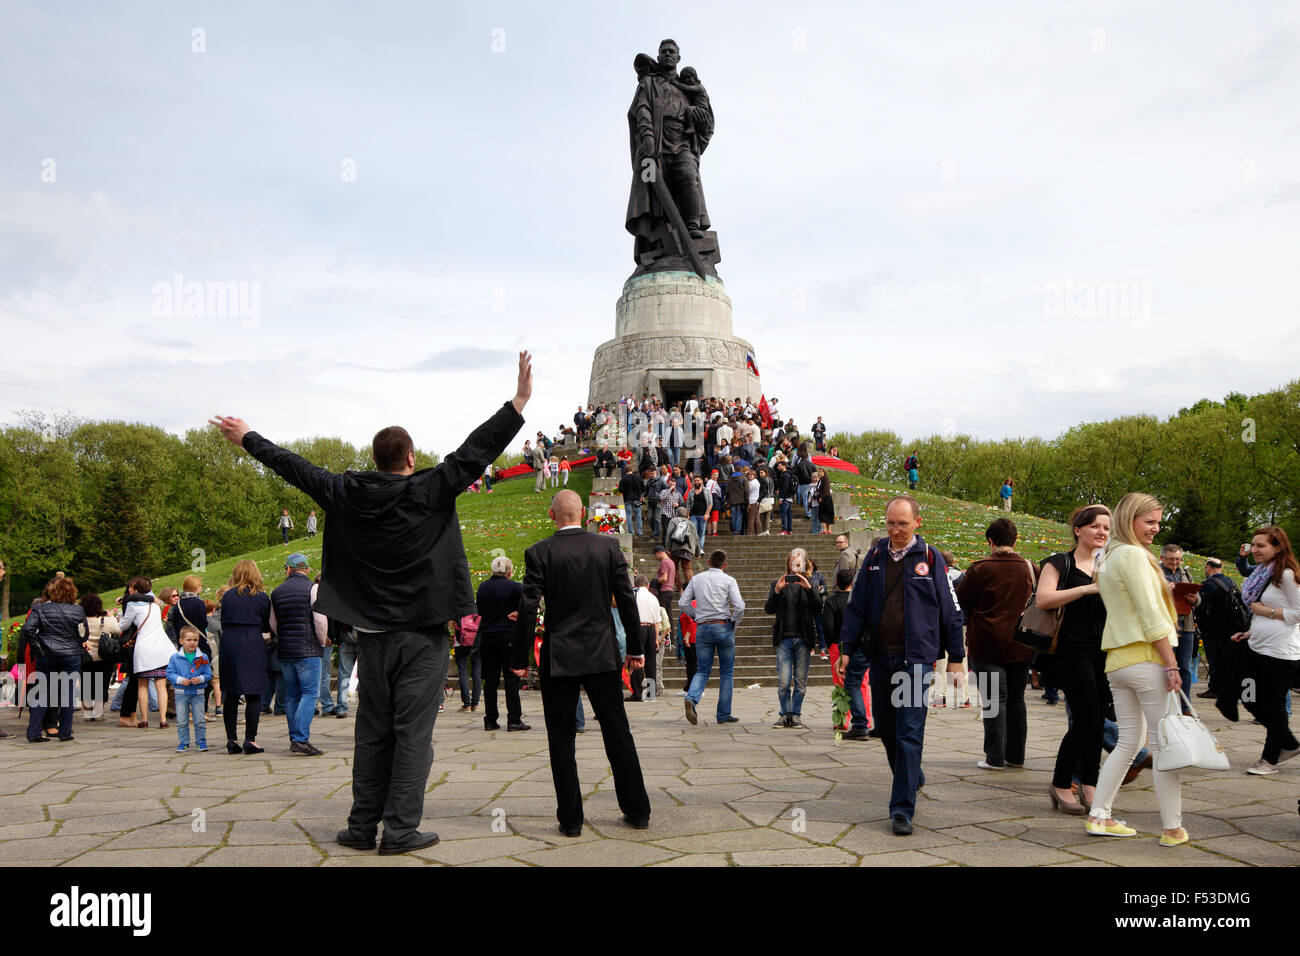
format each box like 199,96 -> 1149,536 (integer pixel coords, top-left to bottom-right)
587,271 -> 760,407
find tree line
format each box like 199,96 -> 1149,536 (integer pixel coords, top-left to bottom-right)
0,413 -> 438,619
831,379 -> 1300,562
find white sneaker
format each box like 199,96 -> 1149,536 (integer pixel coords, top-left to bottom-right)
976,760 -> 1005,770
1246,758 -> 1279,775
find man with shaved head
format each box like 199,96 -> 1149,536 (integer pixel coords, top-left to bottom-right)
513,488 -> 650,837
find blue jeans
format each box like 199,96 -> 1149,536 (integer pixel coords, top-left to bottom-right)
843,645 -> 870,732
776,638 -> 810,716
627,500 -> 643,536
318,649 -> 336,713
668,446 -> 680,465
334,642 -> 357,714
175,694 -> 206,749
797,483 -> 811,513
690,515 -> 706,550
455,645 -> 481,707
686,622 -> 735,720
809,502 -> 820,532
730,506 -> 745,535
575,696 -> 585,731
280,657 -> 322,743
112,678 -> 158,712
870,654 -> 933,821
780,499 -> 793,533
264,667 -> 286,714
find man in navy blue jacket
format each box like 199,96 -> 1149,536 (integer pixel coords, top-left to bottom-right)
837,494 -> 966,835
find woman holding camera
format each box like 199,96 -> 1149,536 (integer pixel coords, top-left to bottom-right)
764,548 -> 823,729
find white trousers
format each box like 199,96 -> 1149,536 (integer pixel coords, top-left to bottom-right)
1090,661 -> 1182,830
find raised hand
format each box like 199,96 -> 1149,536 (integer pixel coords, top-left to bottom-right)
513,351 -> 533,414
210,416 -> 251,447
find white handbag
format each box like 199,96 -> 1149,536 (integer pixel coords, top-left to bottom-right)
1154,690 -> 1230,772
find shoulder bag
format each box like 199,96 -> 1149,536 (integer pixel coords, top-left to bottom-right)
1013,553 -> 1071,654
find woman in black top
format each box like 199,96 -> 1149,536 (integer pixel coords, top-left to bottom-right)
756,465 -> 775,536
764,548 -> 823,729
1036,505 -> 1111,814
816,471 -> 835,534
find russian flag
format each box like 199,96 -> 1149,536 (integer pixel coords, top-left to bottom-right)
745,352 -> 760,378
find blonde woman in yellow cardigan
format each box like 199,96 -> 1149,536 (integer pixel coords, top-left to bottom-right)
1086,493 -> 1188,846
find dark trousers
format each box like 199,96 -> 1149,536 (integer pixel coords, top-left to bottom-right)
1045,653 -> 1107,788
683,642 -> 697,689
27,655 -> 79,741
120,657 -> 139,717
869,653 -> 932,820
627,624 -> 658,700
970,659 -> 1029,767
539,662 -> 650,830
347,630 -> 448,843
658,589 -> 677,643
1243,648 -> 1299,764
480,632 -> 522,725
1202,631 -> 1226,695
223,692 -> 261,742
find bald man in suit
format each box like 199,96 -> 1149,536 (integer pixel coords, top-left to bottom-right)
513,490 -> 651,837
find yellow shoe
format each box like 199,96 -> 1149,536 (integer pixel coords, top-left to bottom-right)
1159,828 -> 1189,847
1085,817 -> 1137,837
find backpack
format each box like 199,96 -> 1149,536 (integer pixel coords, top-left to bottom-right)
456,614 -> 481,647
670,519 -> 691,545
905,455 -> 918,471
1193,575 -> 1251,637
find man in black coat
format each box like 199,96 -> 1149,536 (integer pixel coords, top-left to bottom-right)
512,489 -> 650,837
211,351 -> 531,855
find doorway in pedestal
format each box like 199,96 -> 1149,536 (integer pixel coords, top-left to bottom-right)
659,379 -> 703,409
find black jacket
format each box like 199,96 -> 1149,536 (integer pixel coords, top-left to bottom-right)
764,578 -> 824,648
777,469 -> 797,500
20,601 -> 89,659
514,528 -> 642,678
618,472 -> 645,503
596,448 -> 617,472
242,400 -> 524,631
725,473 -> 748,506
795,458 -> 815,484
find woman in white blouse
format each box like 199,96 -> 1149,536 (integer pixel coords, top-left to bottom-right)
1233,525 -> 1300,775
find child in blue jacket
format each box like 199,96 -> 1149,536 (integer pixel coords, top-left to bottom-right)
167,626 -> 213,751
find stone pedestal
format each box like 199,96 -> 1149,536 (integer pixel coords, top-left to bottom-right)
592,477 -> 620,494
588,271 -> 760,408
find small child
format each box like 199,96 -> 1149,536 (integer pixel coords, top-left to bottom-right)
548,456 -> 560,488
559,455 -> 571,486
167,626 -> 212,752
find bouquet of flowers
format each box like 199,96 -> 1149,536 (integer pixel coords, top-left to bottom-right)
594,511 -> 627,535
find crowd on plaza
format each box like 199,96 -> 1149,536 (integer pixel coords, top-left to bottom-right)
5,359 -> 1298,854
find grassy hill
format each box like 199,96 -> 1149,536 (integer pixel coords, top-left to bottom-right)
4,464 -> 1232,633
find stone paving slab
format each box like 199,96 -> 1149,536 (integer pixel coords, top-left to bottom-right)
1,683 -> 1298,866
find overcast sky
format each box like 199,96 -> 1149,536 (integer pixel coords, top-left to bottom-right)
3,1 -> 1297,457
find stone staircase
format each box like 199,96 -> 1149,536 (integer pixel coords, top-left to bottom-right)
626,527 -> 873,689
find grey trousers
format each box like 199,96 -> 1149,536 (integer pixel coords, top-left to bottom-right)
346,629 -> 448,843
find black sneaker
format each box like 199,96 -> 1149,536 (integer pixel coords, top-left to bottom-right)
506,721 -> 531,732
891,814 -> 913,836
291,741 -> 324,756
335,829 -> 376,850
334,710 -> 348,718
788,716 -> 806,729
484,721 -> 500,731
622,813 -> 650,830
558,823 -> 583,837
378,831 -> 439,856
843,728 -> 871,740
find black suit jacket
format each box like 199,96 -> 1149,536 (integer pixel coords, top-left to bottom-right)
514,528 -> 642,678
